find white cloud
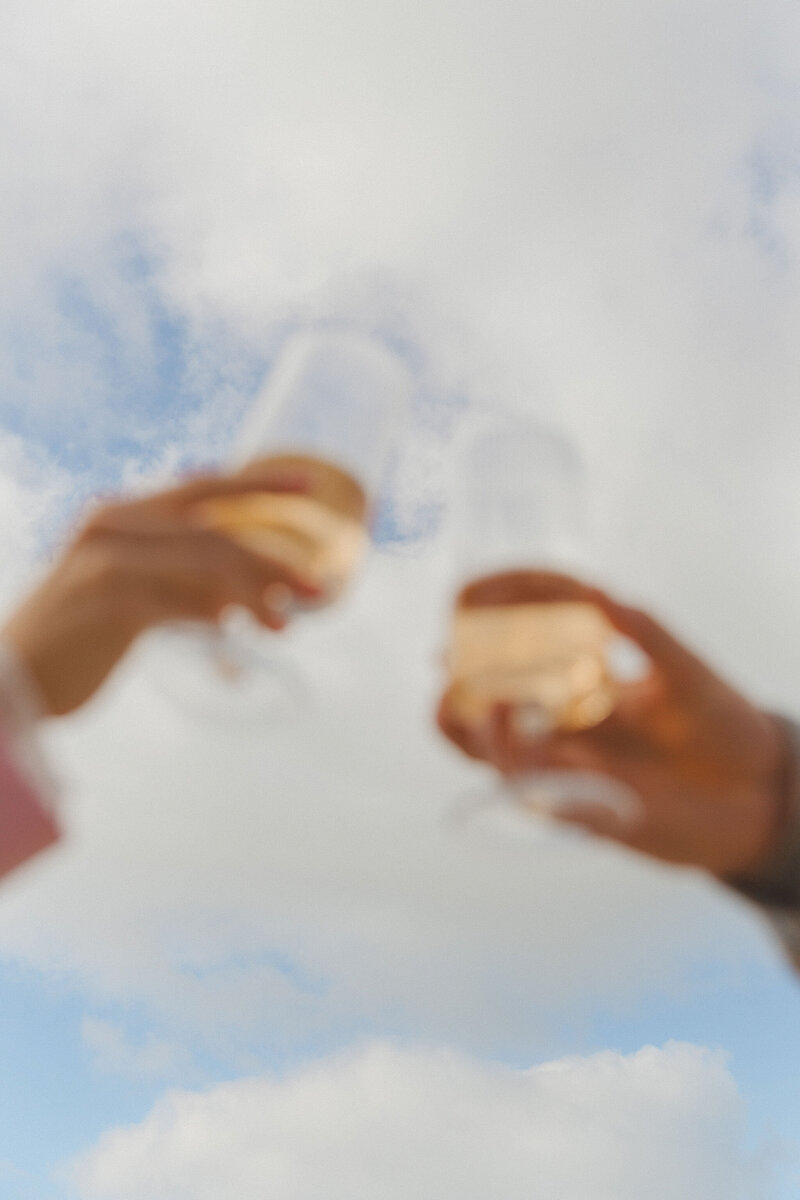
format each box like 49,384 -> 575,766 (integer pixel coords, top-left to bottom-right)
0,0 -> 797,1104
0,433 -> 76,608
3,0 -> 800,697
82,1017 -> 194,1082
69,1040 -> 766,1200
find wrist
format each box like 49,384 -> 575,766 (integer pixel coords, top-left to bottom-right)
0,639 -> 50,727
736,715 -> 792,875
0,551 -> 145,716
724,715 -> 800,906
0,639 -> 60,809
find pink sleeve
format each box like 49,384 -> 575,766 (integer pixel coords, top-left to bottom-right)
0,726 -> 60,880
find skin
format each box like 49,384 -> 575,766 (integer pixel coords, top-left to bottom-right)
1,466 -> 323,718
437,571 -> 789,881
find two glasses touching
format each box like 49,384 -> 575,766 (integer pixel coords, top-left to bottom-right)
167,329 -> 629,824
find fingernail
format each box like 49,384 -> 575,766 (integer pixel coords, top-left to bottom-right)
254,468 -> 312,492
295,574 -> 327,599
264,581 -> 294,618
557,777 -> 643,825
511,704 -> 554,740
301,579 -> 325,595
276,471 -> 312,491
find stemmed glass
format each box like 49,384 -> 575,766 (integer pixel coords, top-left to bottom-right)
154,329 -> 410,720
441,415 -> 636,829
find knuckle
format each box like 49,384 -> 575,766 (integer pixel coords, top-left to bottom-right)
626,606 -> 653,630
196,591 -> 227,621
189,565 -> 228,604
208,562 -> 254,612
169,576 -> 222,622
201,529 -> 249,572
88,491 -> 130,523
185,530 -> 246,588
77,505 -> 117,541
75,540 -> 128,601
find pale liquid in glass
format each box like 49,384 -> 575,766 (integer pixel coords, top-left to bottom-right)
446,574 -> 618,734
195,454 -> 369,604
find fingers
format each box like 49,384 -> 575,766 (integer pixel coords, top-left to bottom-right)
499,716 -> 646,846
454,569 -> 713,692
457,570 -> 599,608
587,592 -> 714,691
151,465 -> 313,510
436,690 -> 492,761
79,475 -> 329,626
436,691 -> 640,782
89,467 -> 313,531
191,537 -> 298,630
169,531 -> 322,626
497,714 -> 619,776
487,705 -> 655,796
550,798 -> 643,845
493,709 -> 646,846
89,526 -> 324,632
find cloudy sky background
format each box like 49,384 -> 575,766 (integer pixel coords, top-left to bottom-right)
2,0 -> 800,1195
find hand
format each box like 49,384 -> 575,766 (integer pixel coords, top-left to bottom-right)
1,467 -> 323,717
437,572 -> 788,880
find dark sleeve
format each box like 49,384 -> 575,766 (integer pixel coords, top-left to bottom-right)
725,717 -> 800,970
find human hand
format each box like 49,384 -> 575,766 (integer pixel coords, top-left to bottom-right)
437,572 -> 788,880
1,467 -> 323,717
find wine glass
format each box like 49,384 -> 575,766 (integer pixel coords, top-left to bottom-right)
153,330 -> 410,720
441,415 -> 638,830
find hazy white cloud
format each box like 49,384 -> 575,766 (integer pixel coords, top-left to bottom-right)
0,0 -> 798,1116
82,1017 -> 194,1082
3,0 -> 800,689
70,1040 -> 767,1200
0,433 -> 76,607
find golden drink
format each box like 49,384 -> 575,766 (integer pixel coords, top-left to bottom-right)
446,571 -> 617,733
197,454 -> 369,603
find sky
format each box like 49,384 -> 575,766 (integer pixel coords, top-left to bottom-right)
2,0 -> 800,1196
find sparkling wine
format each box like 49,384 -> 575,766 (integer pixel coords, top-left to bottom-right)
196,454 -> 369,602
445,571 -> 618,734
